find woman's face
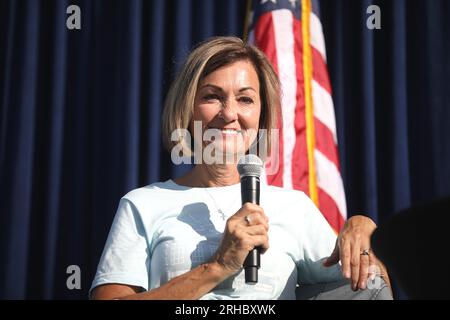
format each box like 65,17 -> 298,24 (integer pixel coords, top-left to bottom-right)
190,60 -> 261,162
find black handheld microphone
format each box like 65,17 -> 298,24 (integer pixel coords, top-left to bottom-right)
237,154 -> 264,284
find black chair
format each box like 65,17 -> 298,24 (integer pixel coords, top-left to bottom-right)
371,196 -> 450,299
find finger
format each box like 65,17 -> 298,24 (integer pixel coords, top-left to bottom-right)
247,234 -> 270,253
368,252 -> 378,278
340,239 -> 351,279
239,203 -> 264,217
240,203 -> 269,223
358,246 -> 370,289
242,213 -> 269,230
350,242 -> 361,290
244,224 -> 268,236
323,240 -> 340,267
249,208 -> 269,224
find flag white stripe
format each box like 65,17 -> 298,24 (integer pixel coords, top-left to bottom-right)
315,149 -> 347,219
310,13 -> 347,220
312,80 -> 338,144
272,10 -> 297,190
310,12 -> 327,62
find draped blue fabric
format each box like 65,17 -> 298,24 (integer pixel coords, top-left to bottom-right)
321,0 -> 450,221
1,0 -> 449,299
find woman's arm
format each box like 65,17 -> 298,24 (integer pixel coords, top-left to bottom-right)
92,203 -> 269,300
91,261 -> 226,300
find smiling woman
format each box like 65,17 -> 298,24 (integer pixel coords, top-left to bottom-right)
90,36 -> 391,300
162,37 -> 280,163
192,60 -> 262,161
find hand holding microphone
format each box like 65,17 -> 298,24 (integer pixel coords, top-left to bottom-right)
211,155 -> 268,283
237,154 -> 265,284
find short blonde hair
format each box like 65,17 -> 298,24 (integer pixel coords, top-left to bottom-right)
162,36 -> 281,156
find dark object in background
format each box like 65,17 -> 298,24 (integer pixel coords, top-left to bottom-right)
371,197 -> 450,299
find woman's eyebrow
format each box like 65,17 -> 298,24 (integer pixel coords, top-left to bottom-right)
200,84 -> 224,92
238,87 -> 257,93
200,84 -> 256,93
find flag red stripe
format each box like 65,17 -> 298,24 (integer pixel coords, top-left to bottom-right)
312,46 -> 332,94
254,12 -> 284,187
291,18 -> 309,193
255,13 -> 279,74
314,118 -> 340,171
318,187 -> 345,232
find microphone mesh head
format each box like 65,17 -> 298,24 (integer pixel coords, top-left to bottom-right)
237,154 -> 263,178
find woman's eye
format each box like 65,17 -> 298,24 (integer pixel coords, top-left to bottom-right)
203,94 -> 221,101
239,97 -> 254,104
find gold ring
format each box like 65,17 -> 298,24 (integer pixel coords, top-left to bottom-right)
245,215 -> 251,225
360,248 -> 371,256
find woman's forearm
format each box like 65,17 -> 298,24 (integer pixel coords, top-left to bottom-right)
94,261 -> 229,300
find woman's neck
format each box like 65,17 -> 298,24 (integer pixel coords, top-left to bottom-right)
174,164 -> 240,187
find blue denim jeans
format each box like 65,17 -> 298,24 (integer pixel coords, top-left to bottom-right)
295,277 -> 393,300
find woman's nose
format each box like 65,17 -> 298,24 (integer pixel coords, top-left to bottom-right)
219,99 -> 238,122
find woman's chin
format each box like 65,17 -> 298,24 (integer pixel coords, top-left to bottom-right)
201,142 -> 248,164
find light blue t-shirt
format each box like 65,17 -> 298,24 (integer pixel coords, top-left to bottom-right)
90,180 -> 342,299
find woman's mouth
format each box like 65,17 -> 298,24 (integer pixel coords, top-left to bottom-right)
220,129 -> 241,135
207,127 -> 243,135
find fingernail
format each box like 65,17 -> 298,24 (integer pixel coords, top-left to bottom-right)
361,281 -> 366,289
344,271 -> 351,278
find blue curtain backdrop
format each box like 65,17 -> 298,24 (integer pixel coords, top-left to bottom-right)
0,0 -> 449,299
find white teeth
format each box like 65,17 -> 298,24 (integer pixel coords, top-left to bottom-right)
206,127 -> 242,134
221,129 -> 240,134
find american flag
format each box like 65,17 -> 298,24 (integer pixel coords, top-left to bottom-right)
247,0 -> 346,232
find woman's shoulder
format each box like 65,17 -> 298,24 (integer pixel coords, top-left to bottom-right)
117,179 -> 200,221
263,183 -> 311,203
261,184 -> 323,221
